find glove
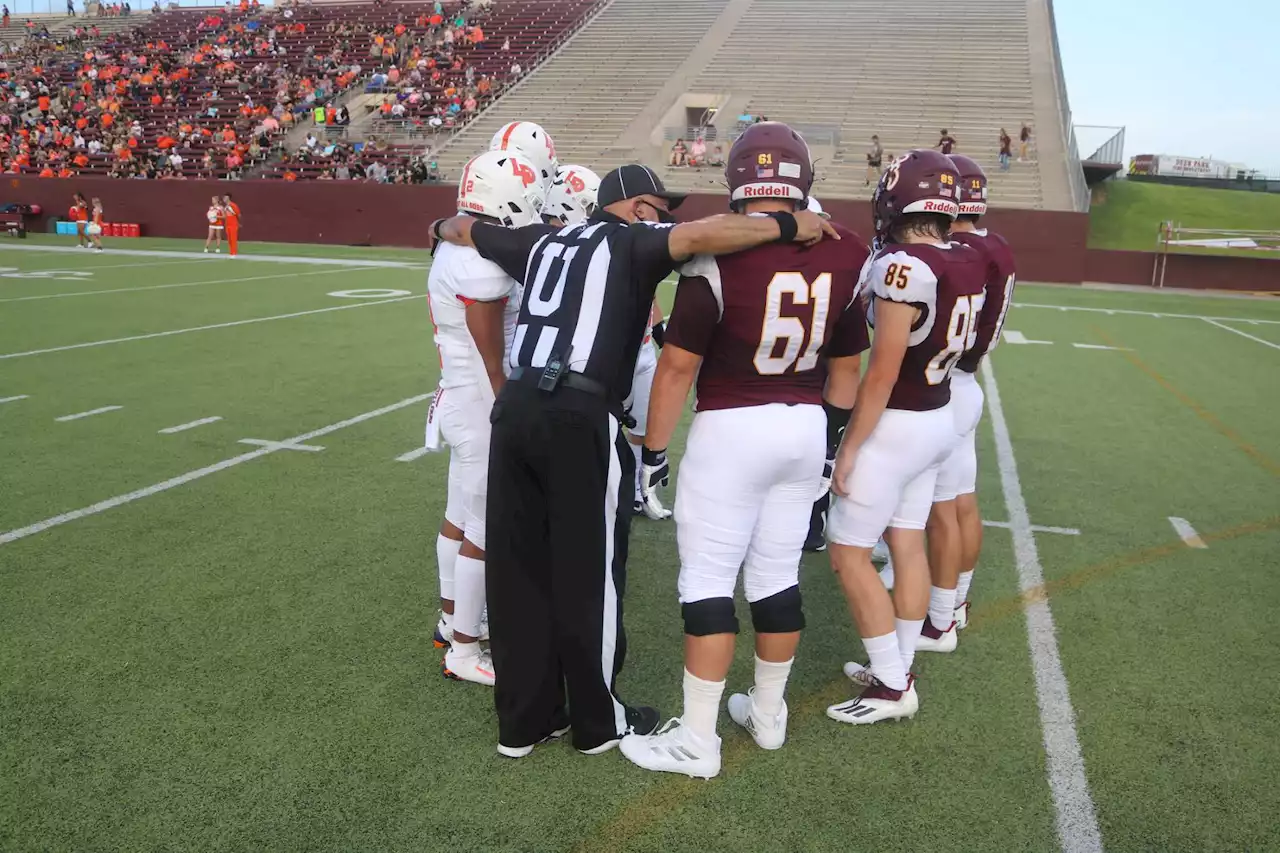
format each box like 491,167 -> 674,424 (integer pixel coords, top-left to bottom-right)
817,452 -> 835,501
639,446 -> 673,520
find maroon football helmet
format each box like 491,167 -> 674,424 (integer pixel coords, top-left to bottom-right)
948,154 -> 988,216
726,122 -> 814,211
872,149 -> 960,242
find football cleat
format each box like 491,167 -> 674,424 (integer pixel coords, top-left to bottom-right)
727,689 -> 788,750
871,538 -> 890,564
842,660 -> 877,688
432,615 -> 452,648
802,528 -> 827,553
827,675 -> 918,725
497,724 -> 571,759
916,616 -> 957,653
955,600 -> 970,631
442,647 -> 496,686
619,718 -> 721,778
879,561 -> 895,590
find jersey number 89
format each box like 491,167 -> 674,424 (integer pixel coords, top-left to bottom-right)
754,272 -> 832,375
925,293 -> 984,384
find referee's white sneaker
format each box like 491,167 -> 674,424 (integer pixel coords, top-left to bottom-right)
620,718 -> 721,779
827,675 -> 918,725
727,689 -> 788,750
443,646 -> 495,686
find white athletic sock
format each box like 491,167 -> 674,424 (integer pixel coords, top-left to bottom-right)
896,618 -> 926,674
682,669 -> 725,740
436,534 -> 461,602
862,632 -> 908,691
752,656 -> 793,718
929,586 -> 957,630
453,553 -> 486,639
450,639 -> 481,659
630,440 -> 643,501
956,570 -> 975,604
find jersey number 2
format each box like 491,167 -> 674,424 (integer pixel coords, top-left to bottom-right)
754,272 -> 832,375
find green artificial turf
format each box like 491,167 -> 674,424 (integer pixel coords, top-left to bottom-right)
2,236 -> 1277,852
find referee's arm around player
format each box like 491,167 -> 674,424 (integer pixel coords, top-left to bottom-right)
432,165 -> 835,757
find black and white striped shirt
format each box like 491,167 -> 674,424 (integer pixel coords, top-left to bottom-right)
472,212 -> 677,405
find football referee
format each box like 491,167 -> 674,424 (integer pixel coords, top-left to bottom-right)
431,164 -> 836,757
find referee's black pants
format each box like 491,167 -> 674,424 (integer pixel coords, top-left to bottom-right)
485,381 -> 633,752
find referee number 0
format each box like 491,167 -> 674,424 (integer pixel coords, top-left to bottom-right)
753,272 -> 832,375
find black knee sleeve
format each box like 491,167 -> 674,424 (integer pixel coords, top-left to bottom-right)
682,597 -> 738,636
750,585 -> 805,634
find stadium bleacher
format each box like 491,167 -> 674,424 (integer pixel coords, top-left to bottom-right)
436,0 -> 1078,210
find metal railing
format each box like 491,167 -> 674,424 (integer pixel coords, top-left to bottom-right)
1076,125 -> 1125,164
1044,0 -> 1089,212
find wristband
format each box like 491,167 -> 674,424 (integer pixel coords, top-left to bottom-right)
431,218 -> 446,241
765,211 -> 798,243
823,400 -> 852,453
642,447 -> 667,466
650,320 -> 666,348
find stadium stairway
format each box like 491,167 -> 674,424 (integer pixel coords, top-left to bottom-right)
436,0 -> 1081,210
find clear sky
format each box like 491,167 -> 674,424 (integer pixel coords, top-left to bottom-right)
1053,0 -> 1277,174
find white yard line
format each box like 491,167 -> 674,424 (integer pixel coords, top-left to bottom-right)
54,405 -> 123,422
1072,343 -> 1130,351
1168,517 -> 1209,549
983,520 -> 1081,536
0,265 -> 366,303
1201,318 -> 1280,351
0,394 -> 29,404
395,445 -> 433,462
1015,302 -> 1280,325
0,244 -> 428,269
4,258 -> 218,272
0,294 -> 421,360
0,393 -> 433,547
158,416 -> 222,434
980,358 -> 1104,853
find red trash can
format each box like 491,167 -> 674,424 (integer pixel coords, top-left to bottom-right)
103,223 -> 115,237
127,223 -> 140,238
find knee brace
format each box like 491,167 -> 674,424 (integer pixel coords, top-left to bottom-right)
750,585 -> 805,634
682,597 -> 739,636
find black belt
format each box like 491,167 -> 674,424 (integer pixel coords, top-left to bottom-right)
509,367 -> 635,428
509,366 -> 610,400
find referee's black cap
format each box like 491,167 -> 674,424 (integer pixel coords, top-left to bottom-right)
598,164 -> 686,210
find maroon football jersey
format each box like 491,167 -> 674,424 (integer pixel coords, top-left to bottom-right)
865,241 -> 989,411
666,223 -> 871,411
952,229 -> 1017,374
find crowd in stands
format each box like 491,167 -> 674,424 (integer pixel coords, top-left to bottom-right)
0,0 -> 504,182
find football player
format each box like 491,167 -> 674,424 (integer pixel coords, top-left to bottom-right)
619,123 -> 870,778
490,120 -> 558,195
426,150 -> 547,686
824,150 -> 987,725
910,154 -> 1017,651
543,164 -> 670,519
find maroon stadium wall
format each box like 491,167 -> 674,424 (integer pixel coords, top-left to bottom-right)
5,176 -> 1274,290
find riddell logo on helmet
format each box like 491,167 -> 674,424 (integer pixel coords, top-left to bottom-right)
744,185 -> 787,197
921,200 -> 958,214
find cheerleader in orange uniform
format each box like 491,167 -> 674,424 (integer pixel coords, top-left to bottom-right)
204,196 -> 224,253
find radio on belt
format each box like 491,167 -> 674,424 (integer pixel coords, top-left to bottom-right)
538,348 -> 568,391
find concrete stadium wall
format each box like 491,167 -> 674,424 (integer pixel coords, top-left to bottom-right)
4,176 -> 1274,290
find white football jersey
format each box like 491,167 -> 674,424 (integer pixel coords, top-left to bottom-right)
428,241 -> 522,394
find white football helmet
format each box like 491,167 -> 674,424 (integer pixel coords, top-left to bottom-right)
490,121 -> 558,188
456,150 -> 548,227
806,196 -> 829,219
543,165 -> 601,224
